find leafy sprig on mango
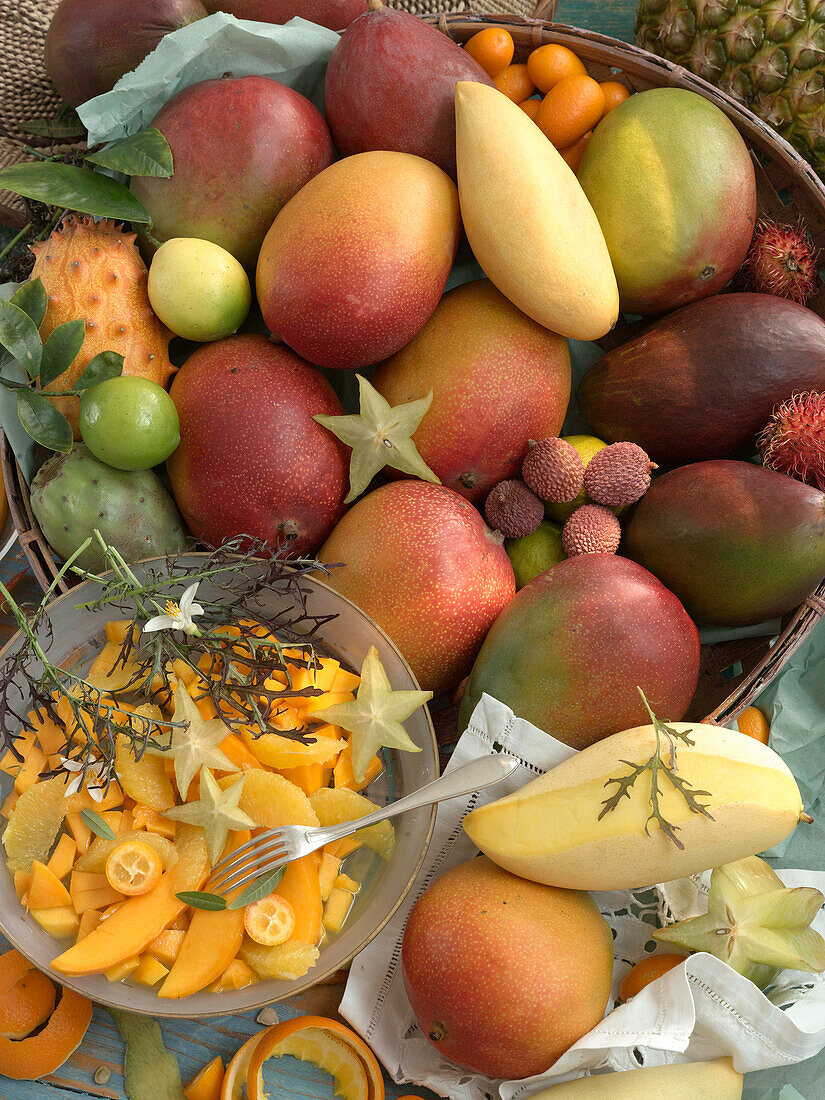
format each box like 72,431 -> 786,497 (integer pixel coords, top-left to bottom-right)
598,688 -> 714,848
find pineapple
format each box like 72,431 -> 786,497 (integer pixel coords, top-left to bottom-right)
635,0 -> 825,176
29,215 -> 175,437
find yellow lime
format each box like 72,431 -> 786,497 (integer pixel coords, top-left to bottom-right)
506,520 -> 565,589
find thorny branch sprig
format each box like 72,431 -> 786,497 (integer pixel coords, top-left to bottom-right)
0,532 -> 336,796
598,688 -> 714,849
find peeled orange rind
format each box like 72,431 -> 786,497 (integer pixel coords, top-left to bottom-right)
0,950 -> 55,1040
221,1032 -> 267,1100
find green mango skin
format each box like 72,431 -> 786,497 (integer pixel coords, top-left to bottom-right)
458,553 -> 700,750
578,88 -> 756,314
624,460 -> 825,626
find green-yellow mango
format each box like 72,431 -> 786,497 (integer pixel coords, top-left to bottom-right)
463,723 -> 804,891
530,1059 -> 742,1098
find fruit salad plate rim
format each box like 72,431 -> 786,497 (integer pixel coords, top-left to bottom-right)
0,558 -> 439,1017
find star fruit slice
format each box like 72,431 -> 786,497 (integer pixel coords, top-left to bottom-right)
654,855 -> 825,988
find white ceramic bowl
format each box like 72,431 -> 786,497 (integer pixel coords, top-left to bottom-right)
0,555 -> 438,1016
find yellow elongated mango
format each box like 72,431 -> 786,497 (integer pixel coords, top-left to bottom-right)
463,723 -> 805,891
530,1058 -> 742,1098
455,81 -> 619,341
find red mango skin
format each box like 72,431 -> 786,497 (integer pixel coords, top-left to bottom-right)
131,76 -> 333,270
402,857 -> 613,1079
318,482 -> 516,694
624,460 -> 825,626
324,5 -> 495,177
203,0 -> 366,26
256,151 -> 460,370
372,280 -> 571,503
458,553 -> 700,748
45,0 -> 208,106
167,335 -> 348,555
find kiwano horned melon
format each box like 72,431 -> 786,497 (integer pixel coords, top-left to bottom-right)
31,444 -> 187,571
30,216 -> 175,438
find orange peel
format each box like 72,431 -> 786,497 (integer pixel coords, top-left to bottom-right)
0,951 -> 92,1080
221,1032 -> 266,1100
0,950 -> 56,1040
247,1015 -> 385,1100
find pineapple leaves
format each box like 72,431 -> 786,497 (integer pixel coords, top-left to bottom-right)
73,351 -> 124,392
85,128 -> 174,179
16,390 -> 73,453
40,319 -> 86,387
0,162 -> 152,225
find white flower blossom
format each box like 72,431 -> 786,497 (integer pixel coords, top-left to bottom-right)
59,755 -> 107,802
143,582 -> 204,636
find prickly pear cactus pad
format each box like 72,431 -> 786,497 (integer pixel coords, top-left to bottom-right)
636,0 -> 825,176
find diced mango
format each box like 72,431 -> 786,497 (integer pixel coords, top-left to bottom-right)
274,855 -> 322,945
333,744 -> 383,792
330,667 -> 361,694
104,619 -> 137,645
132,804 -> 177,840
13,870 -> 30,901
279,762 -> 326,795
133,954 -> 169,987
70,871 -> 124,914
27,860 -> 73,909
147,930 -> 186,968
323,887 -> 354,934
1,789 -> 19,819
104,956 -> 140,982
318,853 -> 341,902
68,781 -> 124,814
335,873 -> 360,895
218,734 -> 260,772
167,912 -> 190,932
208,959 -> 256,993
47,834 -> 77,881
0,732 -> 36,776
304,691 -> 355,717
30,711 -> 66,757
31,905 -> 80,939
65,812 -> 92,854
172,659 -> 198,687
100,810 -> 123,834
14,744 -> 46,793
76,910 -> 102,942
324,837 -> 362,861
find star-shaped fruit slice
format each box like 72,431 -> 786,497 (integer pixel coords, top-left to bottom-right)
147,680 -> 238,800
312,646 -> 431,782
314,374 -> 440,503
166,768 -> 255,867
654,855 -> 825,988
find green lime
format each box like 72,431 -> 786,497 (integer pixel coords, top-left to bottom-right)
506,521 -> 566,589
544,434 -> 607,522
79,376 -> 180,471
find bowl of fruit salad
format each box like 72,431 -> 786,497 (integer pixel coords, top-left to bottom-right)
0,547 -> 438,1016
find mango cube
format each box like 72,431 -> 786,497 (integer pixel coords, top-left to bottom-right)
76,910 -> 103,942
31,906 -> 79,939
27,860 -> 73,909
46,834 -> 77,881
322,887 -> 353,934
133,954 -> 169,987
208,959 -> 256,993
147,930 -> 186,968
104,956 -> 140,983
318,853 -> 342,902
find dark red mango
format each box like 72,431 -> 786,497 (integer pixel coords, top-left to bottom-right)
203,0 -> 366,27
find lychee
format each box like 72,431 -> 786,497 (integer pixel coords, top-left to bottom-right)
583,441 -> 656,507
740,218 -> 821,305
522,437 -> 584,503
562,504 -> 621,556
758,391 -> 825,491
485,480 -> 543,538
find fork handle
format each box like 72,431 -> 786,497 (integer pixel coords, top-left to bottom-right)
318,753 -> 520,845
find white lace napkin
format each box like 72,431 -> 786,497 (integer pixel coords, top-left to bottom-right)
339,694 -> 825,1097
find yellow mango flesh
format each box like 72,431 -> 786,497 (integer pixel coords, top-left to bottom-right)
274,855 -> 323,945
51,825 -> 208,974
159,831 -> 251,999
31,905 -> 80,939
530,1058 -> 742,1098
464,723 -> 803,891
27,861 -> 73,909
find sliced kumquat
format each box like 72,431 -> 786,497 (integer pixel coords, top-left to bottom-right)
600,79 -> 631,115
464,27 -> 514,77
493,63 -> 534,103
736,706 -> 771,744
105,839 -> 162,897
244,894 -> 296,946
619,953 -> 686,1001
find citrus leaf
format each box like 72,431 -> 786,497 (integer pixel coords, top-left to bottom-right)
40,318 -> 86,387
18,105 -> 85,140
0,297 -> 42,377
80,807 -> 117,841
228,865 -> 285,910
176,890 -> 227,912
85,128 -> 174,179
16,389 -> 73,452
108,1009 -> 185,1100
73,350 -> 124,391
11,278 -> 47,329
0,162 -> 152,224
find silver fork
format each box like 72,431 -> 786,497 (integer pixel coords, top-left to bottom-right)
208,754 -> 519,896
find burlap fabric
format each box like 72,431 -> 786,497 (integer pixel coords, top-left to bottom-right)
0,0 -> 538,217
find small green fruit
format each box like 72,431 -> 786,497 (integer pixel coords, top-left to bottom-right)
79,376 -> 180,471
148,237 -> 251,342
505,520 -> 565,589
545,434 -> 607,522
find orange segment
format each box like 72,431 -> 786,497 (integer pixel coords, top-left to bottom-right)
0,951 -> 56,1040
105,840 -> 162,896
0,985 -> 92,1080
185,1055 -> 225,1100
244,894 -> 296,946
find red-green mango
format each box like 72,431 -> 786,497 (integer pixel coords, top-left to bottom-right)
203,0 -> 365,26
578,293 -> 825,465
624,460 -> 825,626
458,553 -> 700,749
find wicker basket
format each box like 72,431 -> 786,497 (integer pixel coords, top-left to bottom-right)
2,7 -> 825,726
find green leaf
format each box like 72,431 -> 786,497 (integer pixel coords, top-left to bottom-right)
18,105 -> 85,140
176,890 -> 227,912
11,279 -> 47,329
228,865 -> 286,910
16,390 -> 73,452
0,297 -> 42,378
108,1009 -> 185,1100
85,128 -> 174,179
73,350 -> 124,392
0,162 -> 152,224
40,319 -> 86,387
80,807 -> 116,841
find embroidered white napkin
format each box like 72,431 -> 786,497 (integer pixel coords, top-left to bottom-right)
340,694 -> 825,1098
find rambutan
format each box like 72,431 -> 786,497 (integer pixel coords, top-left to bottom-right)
758,392 -> 825,491
740,218 -> 821,305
